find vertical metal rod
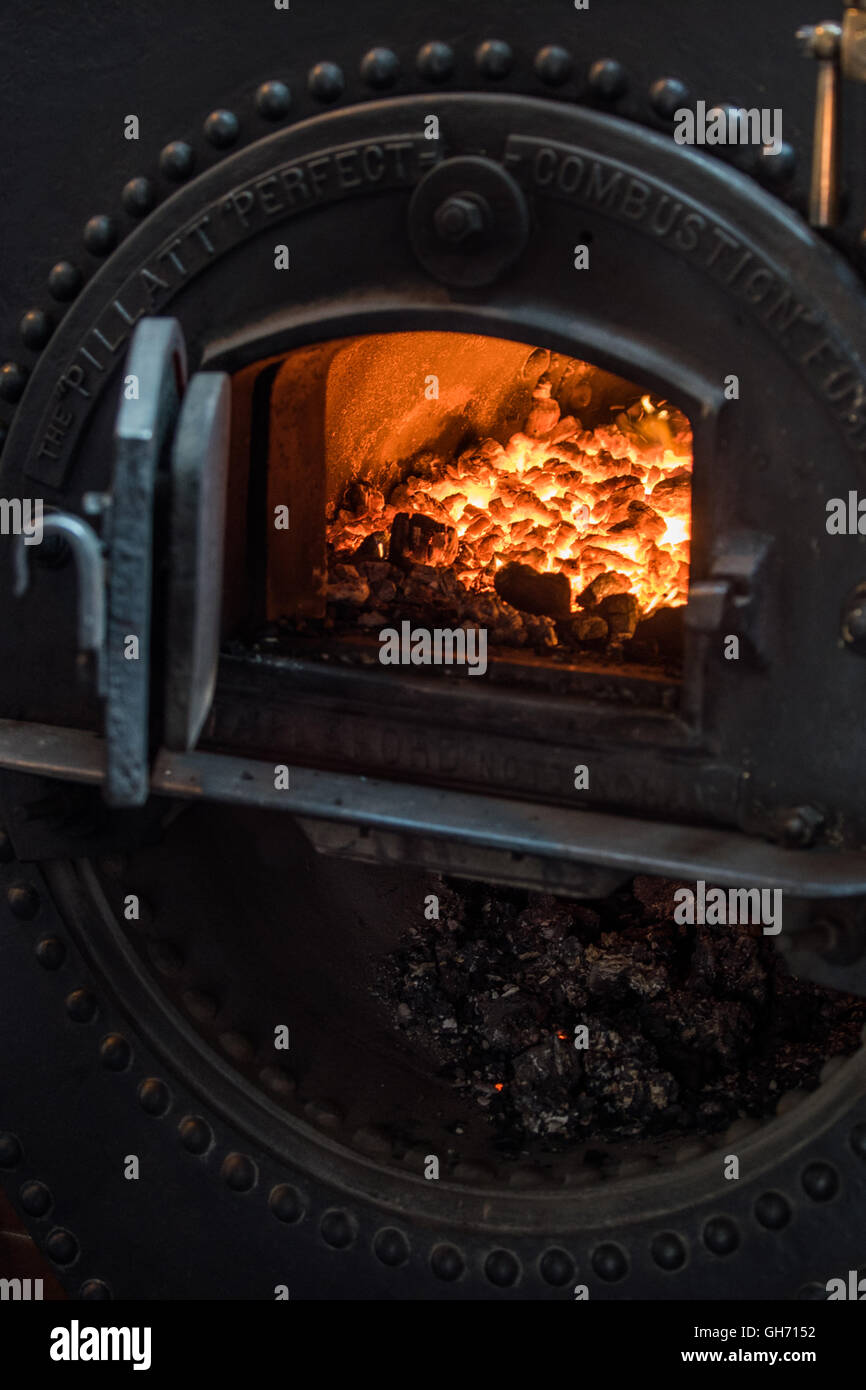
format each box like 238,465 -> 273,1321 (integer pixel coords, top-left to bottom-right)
811,49 -> 841,226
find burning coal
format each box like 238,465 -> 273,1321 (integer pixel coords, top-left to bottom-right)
327,375 -> 692,623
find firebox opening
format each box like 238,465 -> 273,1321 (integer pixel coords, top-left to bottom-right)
229,332 -> 693,677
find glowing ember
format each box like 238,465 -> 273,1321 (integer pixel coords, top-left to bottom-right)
328,373 -> 692,619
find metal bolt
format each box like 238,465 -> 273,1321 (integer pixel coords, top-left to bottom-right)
778,804 -> 824,848
841,582 -> 866,653
433,194 -> 486,243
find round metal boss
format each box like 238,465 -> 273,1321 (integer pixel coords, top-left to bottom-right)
408,155 -> 530,288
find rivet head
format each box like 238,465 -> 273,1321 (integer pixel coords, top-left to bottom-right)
221,1152 -> 257,1192
121,177 -> 156,217
20,1180 -> 52,1218
754,1191 -> 791,1230
320,1209 -> 355,1249
758,141 -> 796,183
802,1161 -> 839,1201
204,109 -> 239,148
588,58 -> 628,99
66,988 -> 97,1023
179,1115 -> 212,1155
99,1033 -> 131,1071
8,882 -> 39,920
591,1242 -> 628,1281
0,1132 -> 23,1168
181,988 -> 217,1021
138,1078 -> 170,1116
48,261 -> 83,301
850,1122 -> 866,1158
255,80 -> 291,119
159,141 -> 195,181
434,194 -> 486,244
539,1248 -> 574,1286
83,215 -> 118,255
218,1031 -> 254,1063
649,76 -> 690,118
259,1065 -> 295,1098
19,309 -> 52,350
374,1228 -> 409,1267
534,45 -> 573,86
360,47 -> 400,89
416,41 -> 454,83
308,61 -> 345,102
841,583 -> 866,653
80,1279 -> 112,1299
35,936 -> 65,969
485,1249 -> 520,1287
147,938 -> 184,976
475,39 -> 513,80
269,1184 -> 303,1223
45,1227 -> 78,1266
650,1231 -> 686,1270
703,1217 -> 739,1255
0,362 -> 28,403
430,1244 -> 464,1281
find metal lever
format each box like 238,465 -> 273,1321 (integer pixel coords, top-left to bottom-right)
797,21 -> 843,228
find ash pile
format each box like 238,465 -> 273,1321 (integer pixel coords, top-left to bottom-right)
383,877 -> 866,1145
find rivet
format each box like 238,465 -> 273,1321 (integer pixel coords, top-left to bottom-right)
702,1216 -> 740,1255
0,1132 -> 22,1168
650,1231 -> 686,1270
83,215 -> 118,256
99,1033 -> 131,1071
35,936 -> 65,969
849,1122 -> 866,1158
268,1184 -> 304,1223
20,1180 -> 52,1218
475,39 -> 513,80
304,1098 -> 343,1131
308,61 -> 344,102
801,1161 -> 839,1201
80,1279 -> 112,1299
218,1031 -> 254,1063
485,1249 -> 520,1287
360,47 -> 400,89
66,988 -> 97,1023
221,1152 -> 257,1192
591,1242 -> 628,1281
416,41 -> 454,83
159,141 -> 195,181
534,45 -> 573,87
430,1243 -> 464,1281
181,988 -> 217,1021
259,1065 -> 295,1098
147,938 -> 184,976
179,1115 -> 212,1155
754,1191 -> 791,1230
649,76 -> 690,118
539,1248 -> 574,1286
758,141 -> 796,184
374,1228 -> 409,1267
320,1209 -> 355,1249
138,1078 -> 170,1116
47,261 -> 83,301
121,177 -> 156,217
0,827 -> 12,862
19,309 -> 52,350
8,882 -> 39,920
588,57 -> 628,99
204,109 -> 239,148
45,1227 -> 78,1266
798,1281 -> 830,1300
255,80 -> 291,119
0,362 -> 28,403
